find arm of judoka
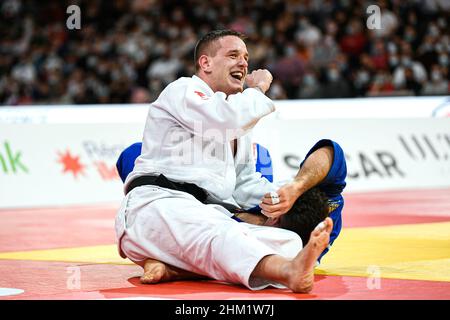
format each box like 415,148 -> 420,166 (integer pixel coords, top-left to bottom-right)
179,87 -> 275,142
260,146 -> 334,217
291,145 -> 334,195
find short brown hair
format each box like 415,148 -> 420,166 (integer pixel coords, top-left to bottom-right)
194,29 -> 246,72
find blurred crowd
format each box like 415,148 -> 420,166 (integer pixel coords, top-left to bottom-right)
0,0 -> 449,105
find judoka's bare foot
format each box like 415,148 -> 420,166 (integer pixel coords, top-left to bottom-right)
140,259 -> 207,284
140,259 -> 170,284
251,217 -> 332,293
286,217 -> 333,293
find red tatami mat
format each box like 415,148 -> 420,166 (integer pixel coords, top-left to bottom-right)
1,188 -> 449,300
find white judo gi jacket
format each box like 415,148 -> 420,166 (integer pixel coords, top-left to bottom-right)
116,75 -> 302,290
124,75 -> 278,209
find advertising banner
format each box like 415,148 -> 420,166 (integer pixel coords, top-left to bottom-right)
253,118 -> 450,192
0,123 -> 143,207
1,110 -> 449,208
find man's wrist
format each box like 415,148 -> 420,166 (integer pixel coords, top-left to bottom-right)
292,178 -> 308,197
253,85 -> 265,94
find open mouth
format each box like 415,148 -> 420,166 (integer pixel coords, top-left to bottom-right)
230,71 -> 244,82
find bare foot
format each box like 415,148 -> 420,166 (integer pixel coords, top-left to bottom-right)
140,259 -> 169,284
140,258 -> 207,284
286,217 -> 333,293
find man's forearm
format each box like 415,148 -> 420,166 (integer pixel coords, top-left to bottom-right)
292,146 -> 334,196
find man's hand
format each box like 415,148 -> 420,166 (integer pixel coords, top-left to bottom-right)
246,69 -> 273,94
259,145 -> 334,218
259,182 -> 303,218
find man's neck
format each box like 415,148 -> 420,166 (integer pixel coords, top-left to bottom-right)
193,74 -> 217,94
234,212 -> 267,226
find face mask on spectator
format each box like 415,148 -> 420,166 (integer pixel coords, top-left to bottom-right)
356,70 -> 370,85
286,45 -> 296,57
428,25 -> 440,37
387,42 -> 397,54
431,70 -> 442,82
389,55 -> 399,66
405,32 -> 415,43
299,18 -> 308,29
327,69 -> 340,81
303,74 -> 317,86
439,54 -> 448,66
339,61 -> 348,72
435,43 -> 443,53
374,74 -> 385,85
262,25 -> 274,38
168,26 -> 179,39
437,16 -> 446,28
401,57 -> 412,67
422,42 -> 433,52
346,25 -> 354,35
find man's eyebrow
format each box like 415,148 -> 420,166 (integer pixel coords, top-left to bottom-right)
227,49 -> 249,59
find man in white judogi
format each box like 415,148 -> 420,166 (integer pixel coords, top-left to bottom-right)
115,30 -> 332,293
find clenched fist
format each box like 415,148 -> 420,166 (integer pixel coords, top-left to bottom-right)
246,69 -> 273,94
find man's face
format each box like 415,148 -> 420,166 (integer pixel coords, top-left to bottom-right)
205,36 -> 249,95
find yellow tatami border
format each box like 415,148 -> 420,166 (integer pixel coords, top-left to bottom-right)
1,221 -> 449,282
317,221 -> 450,282
0,244 -> 131,265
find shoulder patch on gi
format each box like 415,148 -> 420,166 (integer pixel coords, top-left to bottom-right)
194,91 -> 209,100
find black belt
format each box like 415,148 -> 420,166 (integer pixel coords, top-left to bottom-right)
126,174 -> 208,204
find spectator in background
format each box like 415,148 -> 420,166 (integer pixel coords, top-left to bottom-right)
369,39 -> 388,71
403,67 -> 423,96
11,53 -> 36,85
422,0 -> 450,14
422,65 -> 449,96
310,19 -> 340,69
367,70 -> 394,97
146,45 -> 182,87
269,42 -> 306,99
417,34 -> 440,72
295,16 -> 322,48
352,54 -> 373,97
130,87 -> 151,103
298,71 -> 322,99
321,62 -> 351,98
0,0 -> 448,106
392,42 -> 427,93
267,79 -> 288,100
339,18 -> 367,58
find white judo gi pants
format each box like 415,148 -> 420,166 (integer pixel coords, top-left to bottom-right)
115,185 -> 303,290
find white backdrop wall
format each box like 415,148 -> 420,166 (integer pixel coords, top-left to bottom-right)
1,96 -> 449,208
253,118 -> 450,191
1,96 -> 449,124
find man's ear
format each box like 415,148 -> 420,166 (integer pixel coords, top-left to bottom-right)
265,217 -> 280,226
198,55 -> 212,73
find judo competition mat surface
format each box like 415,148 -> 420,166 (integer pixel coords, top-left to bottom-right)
1,188 -> 449,300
